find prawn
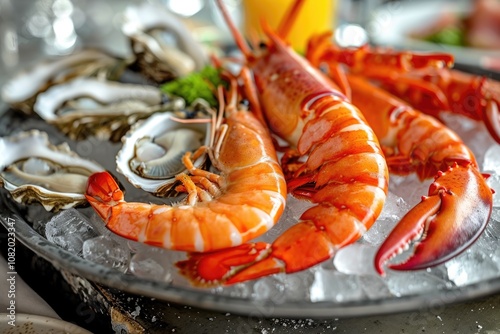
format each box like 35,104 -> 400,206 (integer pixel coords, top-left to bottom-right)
85,79 -> 287,254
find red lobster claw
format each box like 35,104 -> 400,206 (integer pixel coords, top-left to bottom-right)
375,164 -> 493,275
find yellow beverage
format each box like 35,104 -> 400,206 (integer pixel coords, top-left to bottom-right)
242,0 -> 336,53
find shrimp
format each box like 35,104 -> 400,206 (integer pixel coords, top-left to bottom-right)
85,80 -> 287,253
176,0 -> 388,285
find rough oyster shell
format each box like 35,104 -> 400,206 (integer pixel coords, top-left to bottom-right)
116,112 -> 212,196
1,49 -> 124,114
122,3 -> 208,83
33,77 -> 185,142
0,130 -> 104,211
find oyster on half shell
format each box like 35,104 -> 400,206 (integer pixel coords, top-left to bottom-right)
33,77 -> 185,142
122,3 -> 208,83
116,112 -> 212,196
0,130 -> 104,211
1,49 -> 124,114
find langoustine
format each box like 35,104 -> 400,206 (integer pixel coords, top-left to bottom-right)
176,0 -> 388,285
85,79 -> 287,255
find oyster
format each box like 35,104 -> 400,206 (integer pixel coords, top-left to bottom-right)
33,77 -> 185,142
122,3 -> 208,83
1,49 -> 124,114
116,112 -> 212,196
0,130 -> 104,211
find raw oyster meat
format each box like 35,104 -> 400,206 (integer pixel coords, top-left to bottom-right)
0,130 -> 104,211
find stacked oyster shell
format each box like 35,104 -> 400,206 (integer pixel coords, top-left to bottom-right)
0,3 -> 212,210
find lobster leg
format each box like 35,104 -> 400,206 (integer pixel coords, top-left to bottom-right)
306,33 -> 500,144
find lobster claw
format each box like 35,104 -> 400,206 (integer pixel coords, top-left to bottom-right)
375,164 -> 493,275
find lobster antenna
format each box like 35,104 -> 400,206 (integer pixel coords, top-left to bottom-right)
276,0 -> 307,40
215,0 -> 253,59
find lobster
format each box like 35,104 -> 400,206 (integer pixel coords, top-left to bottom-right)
176,0 -> 388,285
344,74 -> 494,274
306,32 -> 500,144
304,32 -> 494,273
85,78 -> 287,253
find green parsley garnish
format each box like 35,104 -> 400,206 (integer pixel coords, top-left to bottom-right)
160,66 -> 226,107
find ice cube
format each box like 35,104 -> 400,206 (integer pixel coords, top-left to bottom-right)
491,207 -> 500,222
45,209 -> 98,255
357,275 -> 392,300
483,145 -> 500,174
333,243 -> 378,275
85,209 -> 111,236
273,271 -> 315,301
389,174 -> 430,207
385,271 -> 450,297
310,269 -> 364,302
361,192 -> 411,246
379,191 -> 411,221
492,239 -> 500,265
252,276 -> 286,303
362,218 -> 399,246
82,236 -> 130,272
487,174 -> 500,207
129,247 -> 174,281
472,210 -> 500,255
446,250 -> 500,287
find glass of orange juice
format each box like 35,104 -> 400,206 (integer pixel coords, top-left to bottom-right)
242,0 -> 336,53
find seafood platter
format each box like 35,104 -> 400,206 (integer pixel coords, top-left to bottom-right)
1,0 -> 500,319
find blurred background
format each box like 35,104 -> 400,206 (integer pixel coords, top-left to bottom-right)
1,0 -> 498,77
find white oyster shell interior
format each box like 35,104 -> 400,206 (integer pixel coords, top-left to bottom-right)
33,77 -> 163,121
1,49 -> 117,105
0,130 -> 104,211
116,112 -> 211,195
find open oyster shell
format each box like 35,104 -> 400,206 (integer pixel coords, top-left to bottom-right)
0,130 -> 105,211
116,111 -> 212,196
33,77 -> 185,142
122,3 -> 208,83
1,49 -> 124,114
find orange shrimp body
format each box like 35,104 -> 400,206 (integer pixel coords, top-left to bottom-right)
176,0 -> 388,285
85,85 -> 287,253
